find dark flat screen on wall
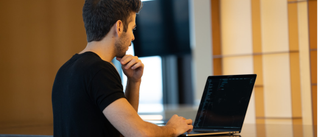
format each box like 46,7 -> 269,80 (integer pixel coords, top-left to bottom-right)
133,0 -> 190,57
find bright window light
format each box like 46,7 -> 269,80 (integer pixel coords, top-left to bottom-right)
122,44 -> 163,113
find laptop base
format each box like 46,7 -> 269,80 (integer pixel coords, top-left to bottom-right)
180,131 -> 239,136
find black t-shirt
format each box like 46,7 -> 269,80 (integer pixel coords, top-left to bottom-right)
52,52 -> 125,137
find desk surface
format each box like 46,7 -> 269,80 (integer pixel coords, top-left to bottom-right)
0,123 -> 316,137
240,124 -> 315,137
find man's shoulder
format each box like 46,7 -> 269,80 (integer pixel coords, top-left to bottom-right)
62,52 -> 114,72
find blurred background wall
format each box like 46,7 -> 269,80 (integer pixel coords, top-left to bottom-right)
0,0 -> 86,125
202,0 -> 317,136
0,0 -> 317,136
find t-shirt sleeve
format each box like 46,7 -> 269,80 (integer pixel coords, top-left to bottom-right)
90,64 -> 125,111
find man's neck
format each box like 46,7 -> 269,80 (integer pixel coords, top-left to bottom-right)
79,37 -> 116,62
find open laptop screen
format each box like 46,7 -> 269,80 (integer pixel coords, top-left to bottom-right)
193,74 -> 256,131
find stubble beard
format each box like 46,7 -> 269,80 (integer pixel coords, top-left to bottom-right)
115,35 -> 128,58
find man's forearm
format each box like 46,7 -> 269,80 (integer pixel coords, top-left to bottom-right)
139,121 -> 176,137
125,80 -> 141,112
103,98 -> 192,137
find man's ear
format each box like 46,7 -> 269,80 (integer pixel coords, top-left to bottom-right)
114,20 -> 123,37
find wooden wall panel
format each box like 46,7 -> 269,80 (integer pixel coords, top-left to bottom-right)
213,0 -> 316,136
251,0 -> 264,126
308,1 -> 317,136
220,0 -> 256,124
263,53 -> 292,118
261,0 -> 290,53
295,0 -> 314,128
211,0 -> 222,75
253,55 -> 265,124
0,0 -> 86,126
220,0 -> 252,56
288,2 -> 302,124
261,0 -> 292,119
251,0 -> 262,54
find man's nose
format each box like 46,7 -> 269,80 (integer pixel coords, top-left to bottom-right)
132,35 -> 135,41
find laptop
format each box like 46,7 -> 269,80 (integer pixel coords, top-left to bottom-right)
180,74 -> 257,136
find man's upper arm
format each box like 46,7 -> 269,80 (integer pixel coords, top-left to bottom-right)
102,98 -> 147,137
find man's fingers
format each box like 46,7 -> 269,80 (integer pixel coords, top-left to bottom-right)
117,55 -> 142,69
186,119 -> 193,125
130,62 -> 143,69
124,58 -> 141,69
187,125 -> 193,133
118,55 -> 132,65
123,59 -> 135,69
178,116 -> 192,124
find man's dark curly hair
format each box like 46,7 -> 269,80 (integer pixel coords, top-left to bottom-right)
83,0 -> 142,42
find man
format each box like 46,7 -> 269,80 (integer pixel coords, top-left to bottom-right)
52,0 -> 193,136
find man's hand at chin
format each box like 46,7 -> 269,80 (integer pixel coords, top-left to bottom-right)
116,55 -> 144,82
